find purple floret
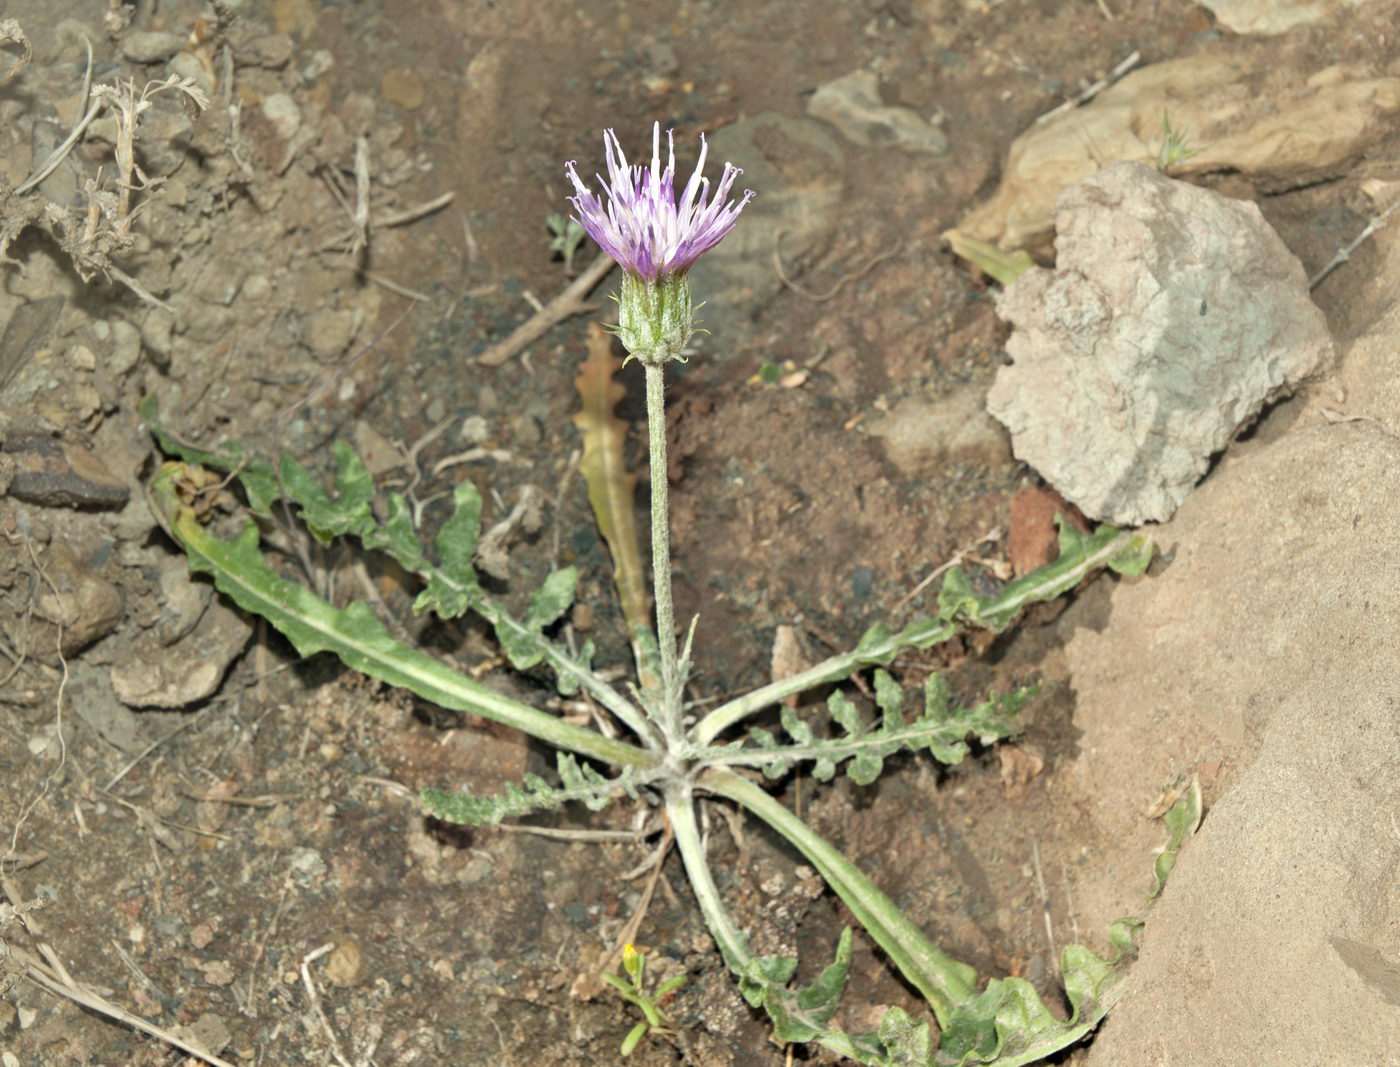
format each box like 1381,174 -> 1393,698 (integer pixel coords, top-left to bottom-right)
565,123 -> 754,283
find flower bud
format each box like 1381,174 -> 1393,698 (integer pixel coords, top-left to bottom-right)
616,271 -> 694,365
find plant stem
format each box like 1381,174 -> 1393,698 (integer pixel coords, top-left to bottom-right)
702,767 -> 978,1029
664,783 -> 755,975
644,361 -> 682,733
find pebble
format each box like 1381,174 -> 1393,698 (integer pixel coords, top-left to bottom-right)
459,414 -> 489,443
325,939 -> 367,987
262,92 -> 301,140
304,307 -> 358,361
807,70 -> 948,155
289,847 -> 327,887
241,273 -> 271,301
110,596 -> 252,707
33,542 -> 124,656
236,32 -> 294,69
67,344 -> 96,372
108,319 -> 143,376
4,436 -> 130,511
121,31 -> 185,64
167,51 -> 214,103
140,309 -> 174,360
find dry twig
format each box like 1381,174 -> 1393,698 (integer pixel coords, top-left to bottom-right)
1310,197 -> 1400,289
1,878 -> 235,1066
477,253 -> 615,365
1035,50 -> 1142,124
773,230 -> 903,302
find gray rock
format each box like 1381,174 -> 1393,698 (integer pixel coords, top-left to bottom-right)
261,93 -> 301,141
235,33 -> 294,69
155,557 -> 214,645
33,542 -> 124,658
121,31 -> 185,64
1070,420 -> 1400,1066
986,162 -> 1332,525
140,308 -> 174,360
109,318 -> 143,376
111,595 -> 252,707
807,70 -> 948,156
687,114 -> 846,358
1197,0 -> 1381,34
866,388 -> 1010,478
68,663 -> 146,753
4,435 -> 130,510
304,307 -> 359,362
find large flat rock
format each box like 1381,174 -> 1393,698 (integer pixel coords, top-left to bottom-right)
1065,410 -> 1400,1062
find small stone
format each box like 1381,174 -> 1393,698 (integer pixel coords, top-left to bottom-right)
33,543 -> 123,657
171,1012 -> 232,1057
1008,484 -> 1088,577
69,383 -> 103,423
289,847 -> 326,887
304,307 -> 358,361
156,557 -> 214,645
352,420 -> 405,477
140,309 -> 174,359
68,662 -> 145,753
121,31 -> 185,64
198,960 -> 237,987
163,177 -> 188,208
68,344 -> 96,372
193,260 -> 246,306
111,595 -> 252,707
241,273 -> 271,301
509,413 -> 542,446
167,52 -> 214,104
1197,0 -> 1381,34
807,70 -> 948,155
324,939 -> 367,988
236,32 -> 294,69
261,92 -> 301,140
866,389 -> 1010,478
459,414 -> 489,444
272,0 -> 317,34
109,319 -> 142,376
301,49 -> 334,82
3,435 -> 130,510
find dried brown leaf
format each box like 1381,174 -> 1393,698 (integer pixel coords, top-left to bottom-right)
572,324 -> 656,689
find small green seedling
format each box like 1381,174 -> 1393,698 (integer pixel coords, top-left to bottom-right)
601,943 -> 687,1056
546,212 -> 587,272
1157,112 -> 1200,172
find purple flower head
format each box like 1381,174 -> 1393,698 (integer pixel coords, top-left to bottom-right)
565,123 -> 754,283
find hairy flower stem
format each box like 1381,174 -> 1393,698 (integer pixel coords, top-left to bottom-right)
645,361 -> 683,735
665,783 -> 754,974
